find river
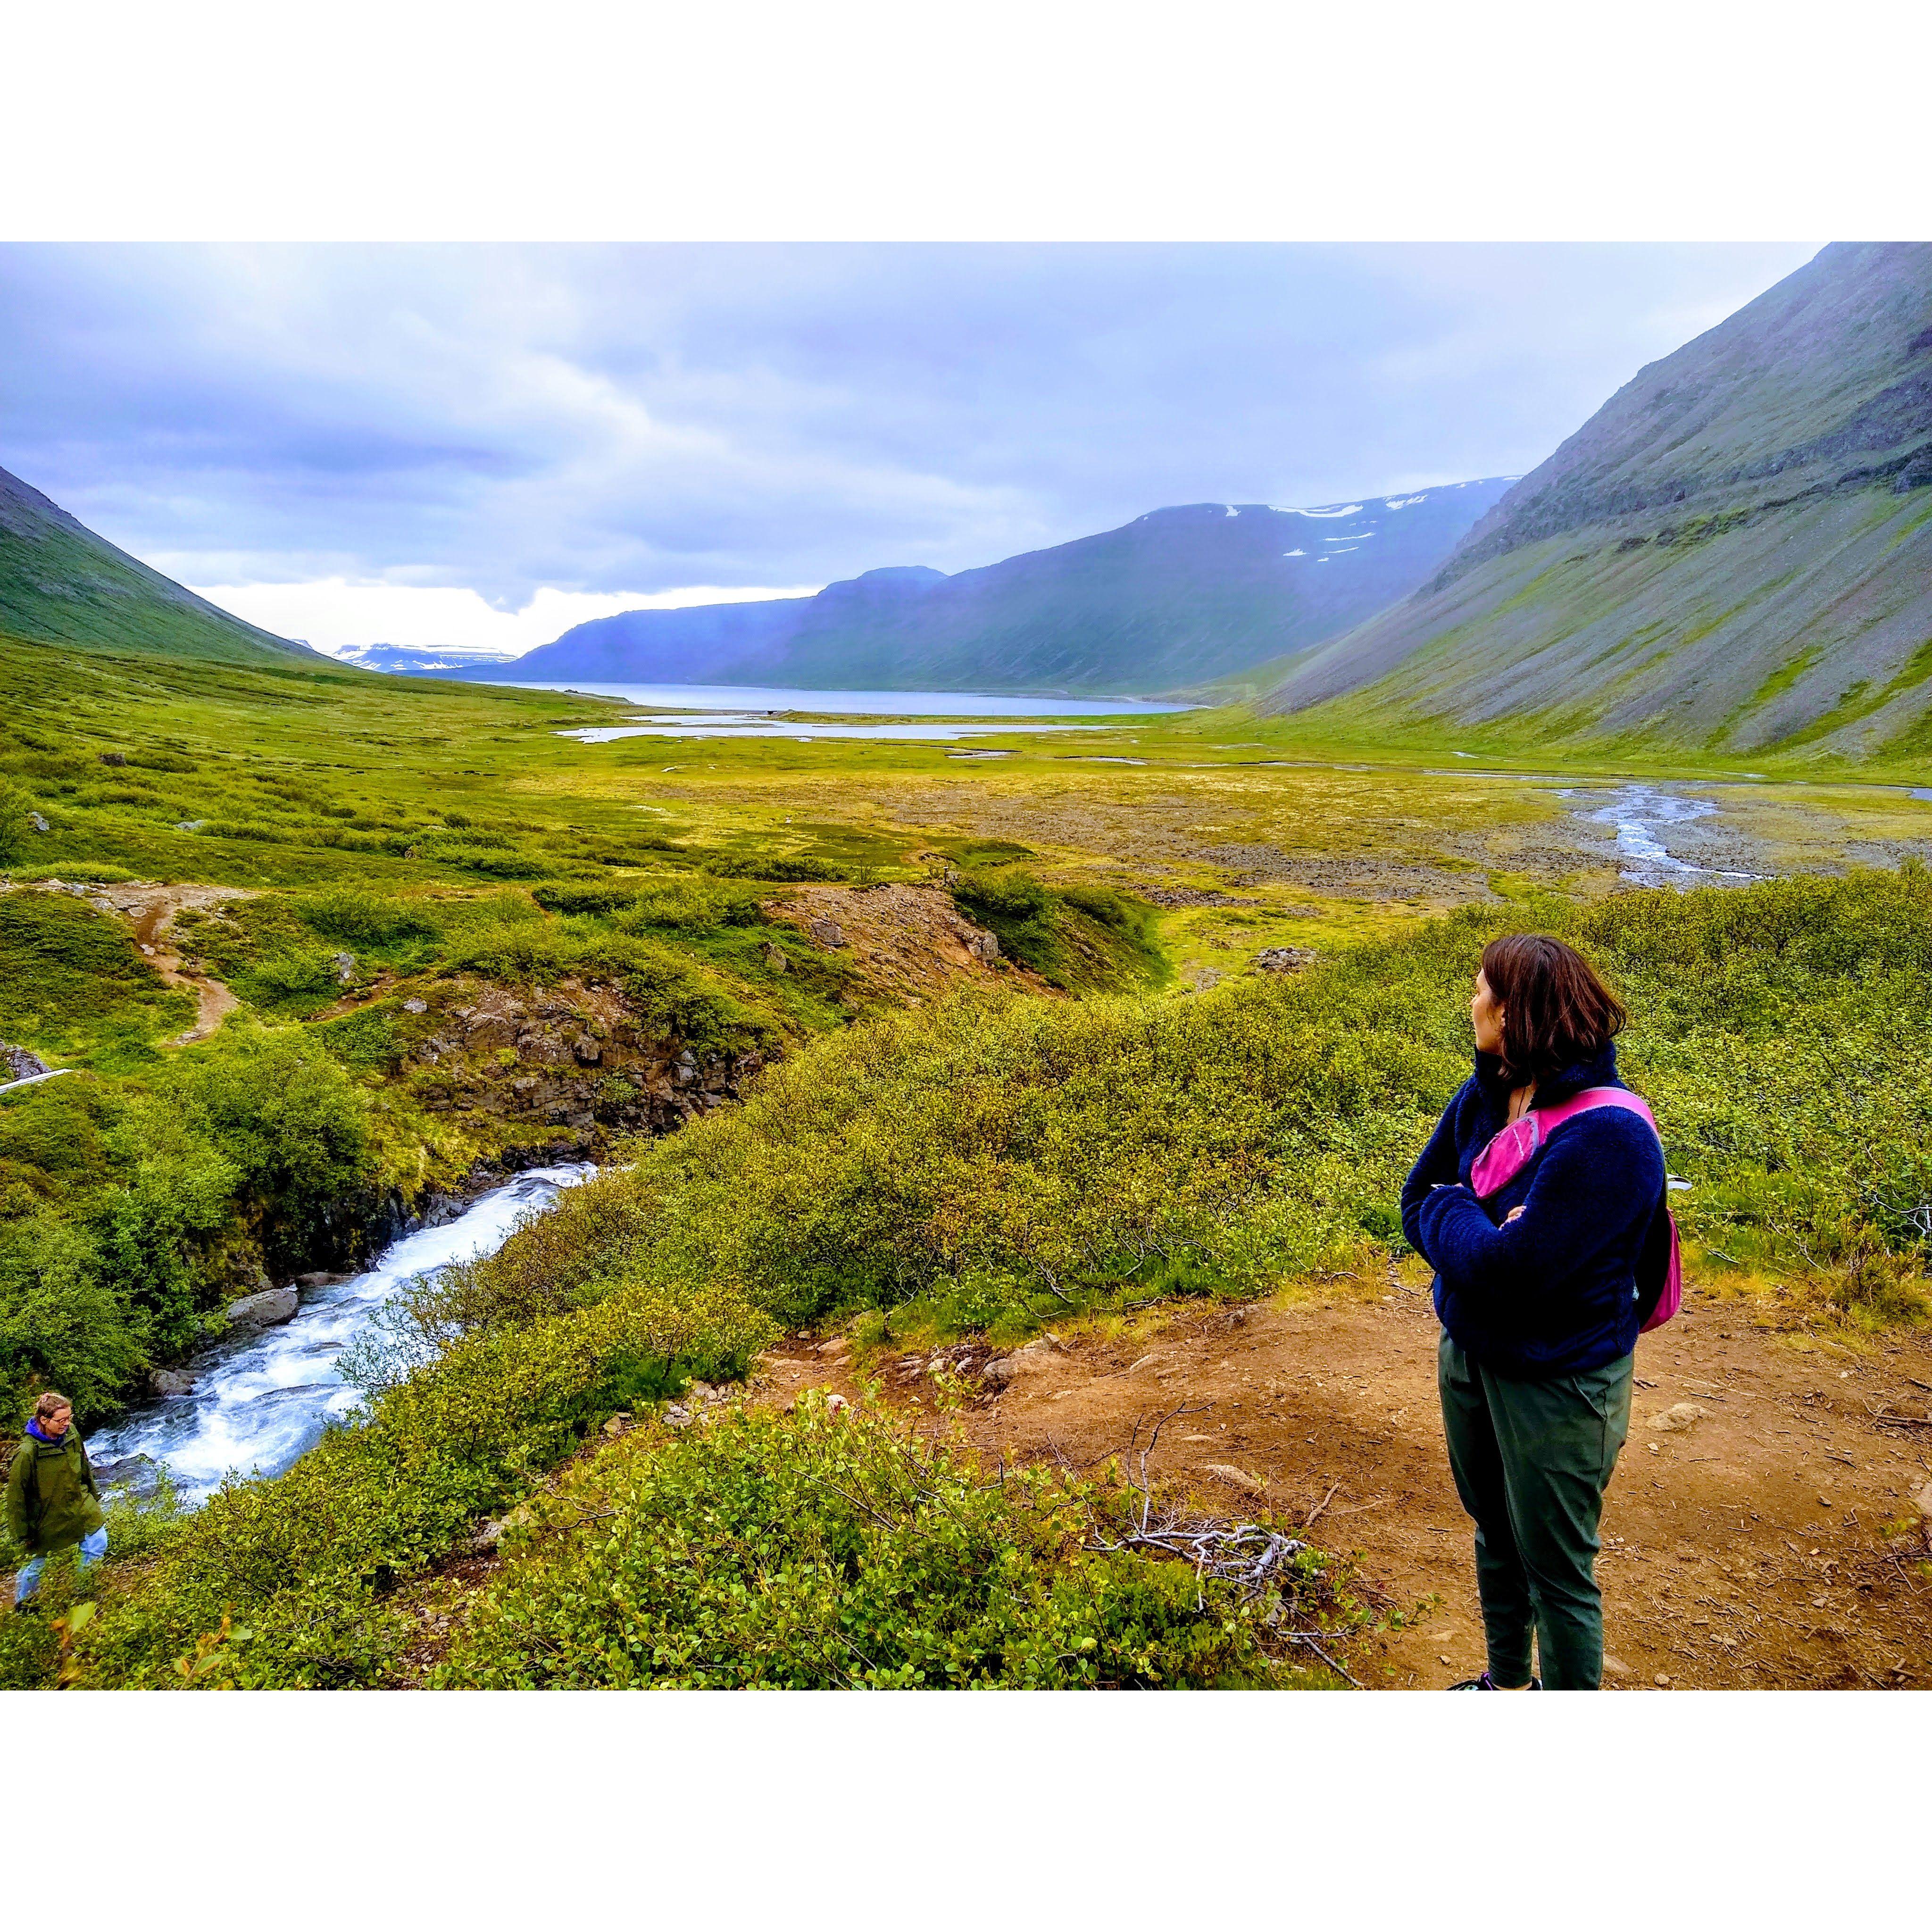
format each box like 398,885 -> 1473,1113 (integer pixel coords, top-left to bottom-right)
87,1163 -> 595,1506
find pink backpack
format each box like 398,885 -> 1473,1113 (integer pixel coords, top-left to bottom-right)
1468,1087 -> 1682,1334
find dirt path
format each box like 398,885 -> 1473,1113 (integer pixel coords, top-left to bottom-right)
85,881 -> 250,1043
767,1276 -> 1932,1690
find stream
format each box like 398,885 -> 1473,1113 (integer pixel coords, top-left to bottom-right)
1570,783 -> 1758,888
88,1163 -> 594,1506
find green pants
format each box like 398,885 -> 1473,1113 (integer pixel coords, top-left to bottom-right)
1437,1331 -> 1632,1690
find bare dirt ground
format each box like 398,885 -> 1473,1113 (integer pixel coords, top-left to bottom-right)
761,1276 -> 1932,1690
83,881 -> 250,1042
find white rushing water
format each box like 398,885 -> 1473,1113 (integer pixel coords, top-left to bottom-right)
88,1163 -> 594,1505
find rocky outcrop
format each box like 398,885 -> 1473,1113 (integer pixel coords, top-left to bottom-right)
402,977 -> 767,1154
1,1042 -> 51,1082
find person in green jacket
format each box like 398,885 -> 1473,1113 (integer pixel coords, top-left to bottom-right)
7,1391 -> 107,1607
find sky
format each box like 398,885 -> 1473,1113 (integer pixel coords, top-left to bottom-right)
0,242 -> 1820,658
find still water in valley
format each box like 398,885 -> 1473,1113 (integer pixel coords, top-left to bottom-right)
523,681 -> 1191,741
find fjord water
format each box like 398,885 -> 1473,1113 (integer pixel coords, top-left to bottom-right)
89,1164 -> 594,1505
520,682 -> 1191,714
525,680 -> 1191,740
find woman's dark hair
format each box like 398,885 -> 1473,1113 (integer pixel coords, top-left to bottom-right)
1479,934 -> 1628,1087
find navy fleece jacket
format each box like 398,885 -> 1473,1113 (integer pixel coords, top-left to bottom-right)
1400,1041 -> 1666,1379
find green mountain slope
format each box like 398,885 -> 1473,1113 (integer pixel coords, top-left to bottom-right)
0,463 -> 313,666
458,481 -> 1514,695
1259,243 -> 1932,758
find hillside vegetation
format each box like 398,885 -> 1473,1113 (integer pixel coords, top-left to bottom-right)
0,464 -> 311,667
1262,242 -> 1932,758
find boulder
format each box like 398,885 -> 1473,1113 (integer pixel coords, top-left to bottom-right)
92,1453 -> 159,1495
148,1367 -> 198,1398
294,1270 -> 349,1291
27,812 -> 49,833
1201,1462 -> 1267,1496
472,1503 -> 532,1553
402,998 -> 428,1015
982,1337 -> 1055,1386
1254,947 -> 1316,974
2,1043 -> 51,1082
331,950 -> 357,983
227,1285 -> 299,1329
807,915 -> 846,949
1645,1401 -> 1711,1434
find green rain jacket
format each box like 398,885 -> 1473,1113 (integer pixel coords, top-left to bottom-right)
6,1425 -> 104,1554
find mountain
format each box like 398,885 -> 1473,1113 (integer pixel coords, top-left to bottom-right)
337,642 -> 520,675
1259,243 -> 1932,756
0,463 -> 314,666
440,481 -> 1516,695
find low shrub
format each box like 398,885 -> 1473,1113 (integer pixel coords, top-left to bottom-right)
294,886 -> 442,951
152,1026 -> 379,1276
434,1396 -> 1309,1689
699,853 -> 845,882
949,867 -> 1163,991
532,881 -> 638,917
613,874 -> 764,935
443,868 -> 1932,1339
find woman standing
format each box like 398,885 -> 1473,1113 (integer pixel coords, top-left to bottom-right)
7,1391 -> 107,1608
1401,934 -> 1668,1691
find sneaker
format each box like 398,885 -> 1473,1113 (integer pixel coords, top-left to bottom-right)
1448,1670 -> 1540,1690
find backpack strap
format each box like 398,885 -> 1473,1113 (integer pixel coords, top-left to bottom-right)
1536,1086 -> 1658,1138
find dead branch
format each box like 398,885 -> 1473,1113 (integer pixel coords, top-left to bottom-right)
1286,1631 -> 1362,1688
1303,1481 -> 1343,1530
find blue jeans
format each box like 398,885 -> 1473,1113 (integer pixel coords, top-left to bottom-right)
13,1527 -> 108,1603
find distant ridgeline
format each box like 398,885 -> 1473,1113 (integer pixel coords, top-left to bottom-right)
1260,242 -> 1932,758
432,481 -> 1516,696
337,643 -> 519,675
0,463 -> 313,667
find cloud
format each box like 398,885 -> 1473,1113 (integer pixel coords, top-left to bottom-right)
0,242 -> 1821,650
186,579 -> 822,658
